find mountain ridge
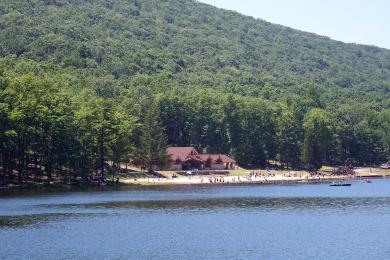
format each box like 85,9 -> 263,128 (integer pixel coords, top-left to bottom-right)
200,1 -> 389,51
0,0 -> 389,103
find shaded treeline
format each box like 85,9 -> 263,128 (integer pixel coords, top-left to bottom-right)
1,57 -> 390,184
0,57 -> 139,184
158,90 -> 390,169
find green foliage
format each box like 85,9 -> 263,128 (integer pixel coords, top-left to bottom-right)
1,0 -> 390,102
302,109 -> 334,170
1,0 -> 390,184
134,98 -> 169,172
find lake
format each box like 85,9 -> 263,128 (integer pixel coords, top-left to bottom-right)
1,179 -> 390,259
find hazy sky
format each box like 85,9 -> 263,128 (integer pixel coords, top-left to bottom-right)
199,0 -> 390,49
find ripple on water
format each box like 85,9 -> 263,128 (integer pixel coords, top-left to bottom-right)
0,212 -> 107,229
2,182 -> 390,260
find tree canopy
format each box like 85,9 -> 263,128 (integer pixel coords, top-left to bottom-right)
1,0 -> 390,184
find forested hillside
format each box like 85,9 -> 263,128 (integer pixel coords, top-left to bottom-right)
1,0 -> 390,183
1,0 -> 390,100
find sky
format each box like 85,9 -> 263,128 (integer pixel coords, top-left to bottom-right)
199,0 -> 390,49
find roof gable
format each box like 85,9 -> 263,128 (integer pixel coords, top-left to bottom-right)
167,147 -> 200,161
167,147 -> 236,164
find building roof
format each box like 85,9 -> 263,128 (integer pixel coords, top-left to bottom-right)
167,147 -> 202,162
167,147 -> 236,164
199,154 -> 236,163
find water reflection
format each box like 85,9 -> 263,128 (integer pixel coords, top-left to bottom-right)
47,197 -> 390,211
2,197 -> 387,229
0,213 -> 102,228
2,181 -> 390,259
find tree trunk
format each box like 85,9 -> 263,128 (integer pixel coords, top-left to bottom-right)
47,163 -> 52,183
17,140 -> 24,183
100,127 -> 104,178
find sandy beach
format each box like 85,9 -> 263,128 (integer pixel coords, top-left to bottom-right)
120,172 -> 356,186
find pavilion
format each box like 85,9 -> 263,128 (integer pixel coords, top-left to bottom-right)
165,147 -> 236,171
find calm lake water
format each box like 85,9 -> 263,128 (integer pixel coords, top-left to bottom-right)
1,179 -> 390,260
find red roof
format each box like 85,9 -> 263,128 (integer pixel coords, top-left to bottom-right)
167,147 -> 236,164
167,147 -> 202,162
199,154 -> 236,163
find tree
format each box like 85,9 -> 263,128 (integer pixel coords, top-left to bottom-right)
134,98 -> 169,173
302,108 -> 334,170
93,76 -> 121,178
302,131 -> 323,170
379,110 -> 390,162
275,104 -> 301,168
106,109 -> 136,181
0,81 -> 10,184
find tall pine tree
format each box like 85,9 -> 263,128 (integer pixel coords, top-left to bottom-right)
135,98 -> 169,173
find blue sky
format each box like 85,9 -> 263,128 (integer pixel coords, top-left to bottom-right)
199,0 -> 390,49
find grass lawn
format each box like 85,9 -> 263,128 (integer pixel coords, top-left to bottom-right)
122,181 -> 183,186
228,168 -> 305,176
359,168 -> 390,175
320,165 -> 334,172
157,171 -> 185,178
227,169 -> 248,176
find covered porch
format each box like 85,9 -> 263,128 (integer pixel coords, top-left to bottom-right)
182,158 -> 204,170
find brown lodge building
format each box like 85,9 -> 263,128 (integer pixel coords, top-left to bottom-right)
165,147 -> 236,171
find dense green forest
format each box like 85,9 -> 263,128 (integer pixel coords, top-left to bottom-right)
1,0 -> 390,183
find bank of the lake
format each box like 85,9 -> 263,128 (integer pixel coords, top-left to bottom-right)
2,167 -> 389,191
119,167 -> 390,186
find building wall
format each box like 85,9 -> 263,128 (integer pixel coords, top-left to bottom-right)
209,162 -> 236,170
210,162 -> 225,170
168,162 -> 183,171
162,161 -> 235,171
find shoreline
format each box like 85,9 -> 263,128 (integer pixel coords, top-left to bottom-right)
119,174 -> 383,187
1,169 -> 388,191
0,175 -> 388,197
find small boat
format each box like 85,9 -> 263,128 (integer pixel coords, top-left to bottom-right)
362,179 -> 372,183
330,182 -> 351,187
